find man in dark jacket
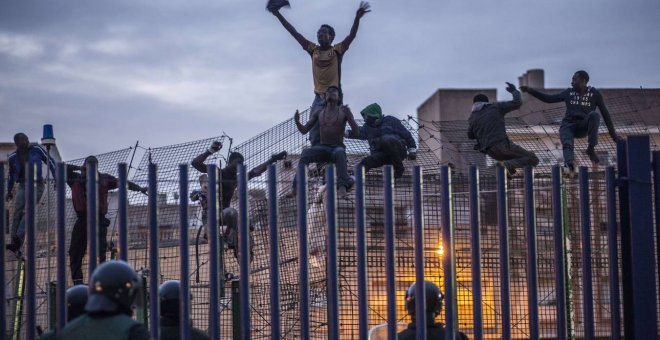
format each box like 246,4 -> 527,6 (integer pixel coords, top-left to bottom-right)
191,142 -> 286,261
5,132 -> 56,253
67,156 -> 147,285
521,70 -> 620,175
346,103 -> 417,178
468,82 -> 539,177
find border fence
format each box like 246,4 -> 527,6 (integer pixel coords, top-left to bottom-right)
2,127 -> 660,338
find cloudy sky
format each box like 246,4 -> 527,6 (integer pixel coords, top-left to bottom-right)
1,0 -> 659,160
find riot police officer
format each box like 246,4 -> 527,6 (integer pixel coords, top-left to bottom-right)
159,280 -> 210,340
397,280 -> 469,340
38,284 -> 89,340
58,260 -> 149,340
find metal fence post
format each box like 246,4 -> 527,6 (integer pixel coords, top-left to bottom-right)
625,135 -> 658,337
326,165 -> 340,340
616,140 -> 634,339
551,166 -> 567,340
605,167 -> 621,340
496,165 -> 511,340
238,164 -> 251,340
86,158 -> 99,280
0,163 -> 5,338
578,167 -> 595,340
207,165 -> 220,340
179,164 -> 191,340
296,162 -> 310,340
653,151 -> 660,302
354,164 -> 369,340
117,163 -> 129,262
383,165 -> 397,340
468,165 -> 483,340
56,163 -> 67,334
148,162 -> 160,339
441,165 -> 457,340
26,161 -> 37,340
524,166 -> 539,340
413,166 -> 427,340
268,164 -> 281,340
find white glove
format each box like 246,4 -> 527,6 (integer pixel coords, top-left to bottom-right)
407,148 -> 417,160
208,141 -> 222,154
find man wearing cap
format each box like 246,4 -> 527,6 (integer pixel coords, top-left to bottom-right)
345,103 -> 417,179
5,132 -> 57,254
191,141 -> 286,261
468,82 -> 539,177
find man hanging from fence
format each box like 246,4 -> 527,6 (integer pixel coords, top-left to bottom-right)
5,132 -> 57,255
468,82 -> 539,177
191,141 -> 287,262
268,0 -> 371,146
293,85 -> 360,198
345,103 -> 417,179
67,156 -> 148,285
520,70 -> 620,176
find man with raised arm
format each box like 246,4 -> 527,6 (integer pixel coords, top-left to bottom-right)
269,1 -> 370,145
521,70 -> 620,176
191,141 -> 286,261
469,82 -> 539,177
293,85 -> 360,198
67,156 -> 147,285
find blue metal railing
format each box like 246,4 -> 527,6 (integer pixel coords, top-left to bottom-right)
3,135 -> 660,339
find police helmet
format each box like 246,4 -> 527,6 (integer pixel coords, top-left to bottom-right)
66,284 -> 89,321
85,261 -> 140,315
405,280 -> 444,319
159,280 -> 184,319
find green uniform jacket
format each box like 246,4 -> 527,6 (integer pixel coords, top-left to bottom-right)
58,313 -> 148,340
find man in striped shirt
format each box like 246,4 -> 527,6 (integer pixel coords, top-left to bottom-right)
5,133 -> 56,254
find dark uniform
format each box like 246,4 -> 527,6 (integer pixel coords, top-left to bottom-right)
38,284 -> 89,339
160,317 -> 210,340
398,322 -> 470,340
58,313 -> 148,340
159,280 -> 210,340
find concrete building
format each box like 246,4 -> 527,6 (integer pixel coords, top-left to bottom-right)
417,68 -> 660,173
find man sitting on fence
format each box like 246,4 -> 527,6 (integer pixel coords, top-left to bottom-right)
191,141 -> 287,262
520,70 -> 621,176
398,280 -> 469,340
292,85 -> 360,198
67,156 -> 147,285
468,82 -> 539,177
345,103 -> 417,179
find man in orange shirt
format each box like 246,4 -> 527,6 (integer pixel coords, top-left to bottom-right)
269,1 -> 370,145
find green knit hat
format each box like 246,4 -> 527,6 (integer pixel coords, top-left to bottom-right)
360,103 -> 383,119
